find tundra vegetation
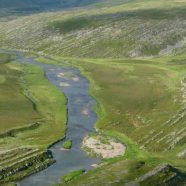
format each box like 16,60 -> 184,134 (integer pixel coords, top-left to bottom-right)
0,0 -> 186,185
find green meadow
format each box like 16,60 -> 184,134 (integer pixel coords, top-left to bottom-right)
0,53 -> 67,150
50,54 -> 185,185
30,51 -> 186,185
0,53 -> 40,134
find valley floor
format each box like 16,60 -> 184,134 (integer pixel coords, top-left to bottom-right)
0,0 -> 186,185
0,49 -> 186,185
56,55 -> 186,186
0,52 -> 67,183
33,53 -> 186,186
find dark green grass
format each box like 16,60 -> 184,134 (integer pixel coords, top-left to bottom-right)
48,17 -> 101,34
0,53 -> 14,63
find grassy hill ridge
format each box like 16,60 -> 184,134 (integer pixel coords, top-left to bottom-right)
0,0 -> 185,58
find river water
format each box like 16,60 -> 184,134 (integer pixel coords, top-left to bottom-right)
0,49 -> 101,186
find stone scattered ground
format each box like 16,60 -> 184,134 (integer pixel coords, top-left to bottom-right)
82,135 -> 126,159
59,82 -> 71,87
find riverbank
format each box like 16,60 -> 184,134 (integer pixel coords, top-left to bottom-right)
0,50 -> 68,183
1,49 -> 186,186
53,55 -> 186,186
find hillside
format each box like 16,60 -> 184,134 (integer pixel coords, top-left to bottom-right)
0,0 -> 126,18
0,0 -> 186,185
0,0 -> 100,19
0,0 -> 186,57
0,0 -> 138,10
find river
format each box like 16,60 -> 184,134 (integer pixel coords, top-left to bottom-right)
0,49 -> 101,186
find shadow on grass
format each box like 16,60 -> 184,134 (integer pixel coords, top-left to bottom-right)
47,6 -> 186,34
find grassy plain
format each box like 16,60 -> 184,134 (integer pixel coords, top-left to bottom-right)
0,54 -> 67,151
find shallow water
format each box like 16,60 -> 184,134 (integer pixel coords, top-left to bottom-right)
0,49 -> 101,186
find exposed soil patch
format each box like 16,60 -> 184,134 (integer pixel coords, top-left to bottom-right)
82,135 -> 126,159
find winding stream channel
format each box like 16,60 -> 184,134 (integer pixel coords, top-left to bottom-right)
0,49 -> 101,186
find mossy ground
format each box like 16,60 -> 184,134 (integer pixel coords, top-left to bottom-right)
62,140 -> 72,150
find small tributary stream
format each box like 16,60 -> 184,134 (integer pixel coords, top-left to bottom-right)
0,49 -> 101,186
